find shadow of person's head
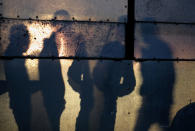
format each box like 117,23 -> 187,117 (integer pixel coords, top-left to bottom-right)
73,34 -> 87,57
54,10 -> 70,20
140,17 -> 173,58
6,24 -> 30,56
140,17 -> 160,41
41,33 -> 59,56
171,102 -> 195,131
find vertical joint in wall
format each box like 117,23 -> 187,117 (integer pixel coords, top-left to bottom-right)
125,0 -> 135,59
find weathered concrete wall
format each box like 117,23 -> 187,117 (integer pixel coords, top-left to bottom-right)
0,60 -> 195,131
1,0 -> 127,22
135,0 -> 195,23
1,0 -> 195,131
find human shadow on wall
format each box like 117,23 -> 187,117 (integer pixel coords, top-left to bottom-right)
39,32 -> 65,131
68,41 -> 94,131
170,102 -> 195,131
0,81 -> 8,95
93,41 -> 136,131
54,9 -> 70,20
4,24 -> 32,131
134,19 -> 175,131
37,9 -> 71,131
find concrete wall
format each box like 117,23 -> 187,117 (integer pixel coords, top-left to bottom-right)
0,0 -> 195,131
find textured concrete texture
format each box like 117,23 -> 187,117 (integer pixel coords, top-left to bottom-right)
1,0 -> 195,131
0,20 -> 125,58
135,0 -> 195,22
0,60 -> 195,131
1,0 -> 127,22
135,23 -> 195,59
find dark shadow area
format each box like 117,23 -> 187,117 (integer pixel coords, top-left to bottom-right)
0,81 -> 8,95
68,42 -> 94,131
134,19 -> 175,131
170,102 -> 195,131
54,10 -> 70,20
39,32 -> 65,131
37,10 -> 70,131
93,41 -> 136,131
4,24 -> 32,131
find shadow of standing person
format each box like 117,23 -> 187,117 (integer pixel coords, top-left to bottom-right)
4,24 -> 31,131
93,41 -> 136,131
134,19 -> 175,131
68,39 -> 94,131
39,32 -> 65,131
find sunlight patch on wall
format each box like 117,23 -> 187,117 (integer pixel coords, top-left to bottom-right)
26,23 -> 54,55
24,23 -> 54,80
59,60 -> 80,131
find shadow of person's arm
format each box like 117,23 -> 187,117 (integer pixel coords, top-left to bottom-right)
117,61 -> 136,97
67,61 -> 83,93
